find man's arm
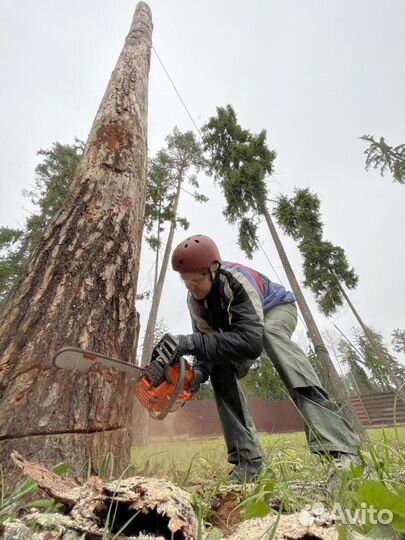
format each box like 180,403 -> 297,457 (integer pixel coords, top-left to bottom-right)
185,269 -> 264,368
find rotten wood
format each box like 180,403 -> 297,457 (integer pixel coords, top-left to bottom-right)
10,452 -> 197,540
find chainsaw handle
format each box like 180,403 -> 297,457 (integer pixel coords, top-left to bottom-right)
149,355 -> 186,421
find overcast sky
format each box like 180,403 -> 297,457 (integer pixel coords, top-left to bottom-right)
0,0 -> 404,364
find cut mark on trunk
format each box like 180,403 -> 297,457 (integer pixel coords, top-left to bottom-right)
0,426 -> 126,441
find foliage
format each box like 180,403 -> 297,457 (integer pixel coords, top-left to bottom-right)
274,188 -> 358,316
239,353 -> 286,400
0,140 -> 83,306
338,327 -> 405,393
0,462 -> 69,525
144,127 -> 206,253
356,328 -> 405,392
392,329 -> 405,354
361,135 -> 405,185
202,104 -> 276,257
196,352 -> 287,400
141,128 -> 207,367
195,380 -> 215,400
337,339 -> 379,395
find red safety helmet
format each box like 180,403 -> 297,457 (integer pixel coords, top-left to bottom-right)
171,235 -> 221,272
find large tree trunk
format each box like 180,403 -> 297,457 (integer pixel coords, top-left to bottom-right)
263,208 -> 367,438
141,170 -> 184,368
0,2 -> 153,481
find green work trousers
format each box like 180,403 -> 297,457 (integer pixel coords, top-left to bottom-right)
210,302 -> 360,464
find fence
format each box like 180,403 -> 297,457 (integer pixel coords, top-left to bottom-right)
149,392 -> 405,441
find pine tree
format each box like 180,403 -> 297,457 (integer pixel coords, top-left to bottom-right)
202,105 -> 364,435
0,141 -> 83,306
392,329 -> 405,354
239,353 -> 286,400
361,135 -> 405,185
356,327 -> 405,392
274,187 -> 405,401
141,128 -> 206,368
274,188 -> 358,316
337,339 -> 379,395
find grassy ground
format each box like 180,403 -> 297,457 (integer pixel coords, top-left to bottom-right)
2,427 -> 405,539
130,426 -> 405,538
131,426 -> 405,486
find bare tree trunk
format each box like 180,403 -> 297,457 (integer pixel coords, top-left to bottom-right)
263,208 -> 366,437
154,206 -> 162,290
0,2 -> 153,480
141,171 -> 184,368
336,280 -> 405,402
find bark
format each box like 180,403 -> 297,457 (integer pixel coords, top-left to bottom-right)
141,169 -> 184,368
263,208 -> 367,438
0,2 -> 153,480
336,280 -> 405,402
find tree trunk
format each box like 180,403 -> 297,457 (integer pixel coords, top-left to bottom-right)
336,280 -> 405,402
263,207 -> 367,437
141,171 -> 184,369
0,2 -> 153,481
154,206 -> 162,290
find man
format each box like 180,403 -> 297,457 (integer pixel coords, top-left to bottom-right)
150,234 -> 360,482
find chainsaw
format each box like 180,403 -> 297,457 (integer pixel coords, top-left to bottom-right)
52,336 -> 196,420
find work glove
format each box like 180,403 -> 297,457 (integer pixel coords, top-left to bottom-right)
161,332 -> 200,362
144,358 -> 166,387
161,333 -> 212,390
189,366 -> 206,394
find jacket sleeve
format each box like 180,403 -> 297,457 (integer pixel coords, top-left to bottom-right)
191,273 -> 264,369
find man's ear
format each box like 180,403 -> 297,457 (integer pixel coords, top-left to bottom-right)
209,262 -> 220,274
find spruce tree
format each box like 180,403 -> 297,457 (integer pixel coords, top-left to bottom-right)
141,128 -> 207,368
202,104 -> 364,435
361,135 -> 405,185
0,141 -> 83,306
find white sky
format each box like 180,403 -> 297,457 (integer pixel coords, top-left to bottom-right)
0,0 -> 404,363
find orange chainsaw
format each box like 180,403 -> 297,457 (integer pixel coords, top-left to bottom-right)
52,335 -> 196,420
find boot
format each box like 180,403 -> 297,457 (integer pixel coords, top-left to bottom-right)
227,457 -> 263,483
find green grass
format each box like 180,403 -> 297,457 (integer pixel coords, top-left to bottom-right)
131,427 -> 405,538
131,427 -> 405,484
2,427 -> 405,539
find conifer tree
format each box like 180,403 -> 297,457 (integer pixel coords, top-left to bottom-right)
274,187 -> 405,401
141,128 -> 206,369
202,105 -> 364,434
361,135 -> 405,185
0,141 -> 83,306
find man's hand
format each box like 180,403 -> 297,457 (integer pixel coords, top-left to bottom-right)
144,359 -> 166,387
161,332 -> 198,362
189,367 -> 205,394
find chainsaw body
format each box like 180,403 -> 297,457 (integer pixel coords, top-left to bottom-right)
136,333 -> 196,419
135,359 -> 195,419
52,337 -> 196,420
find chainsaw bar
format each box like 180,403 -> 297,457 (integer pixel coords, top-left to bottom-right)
52,347 -> 143,382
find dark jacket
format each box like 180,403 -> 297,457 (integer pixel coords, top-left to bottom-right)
187,261 -> 295,378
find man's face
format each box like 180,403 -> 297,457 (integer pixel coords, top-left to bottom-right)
180,269 -> 212,300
